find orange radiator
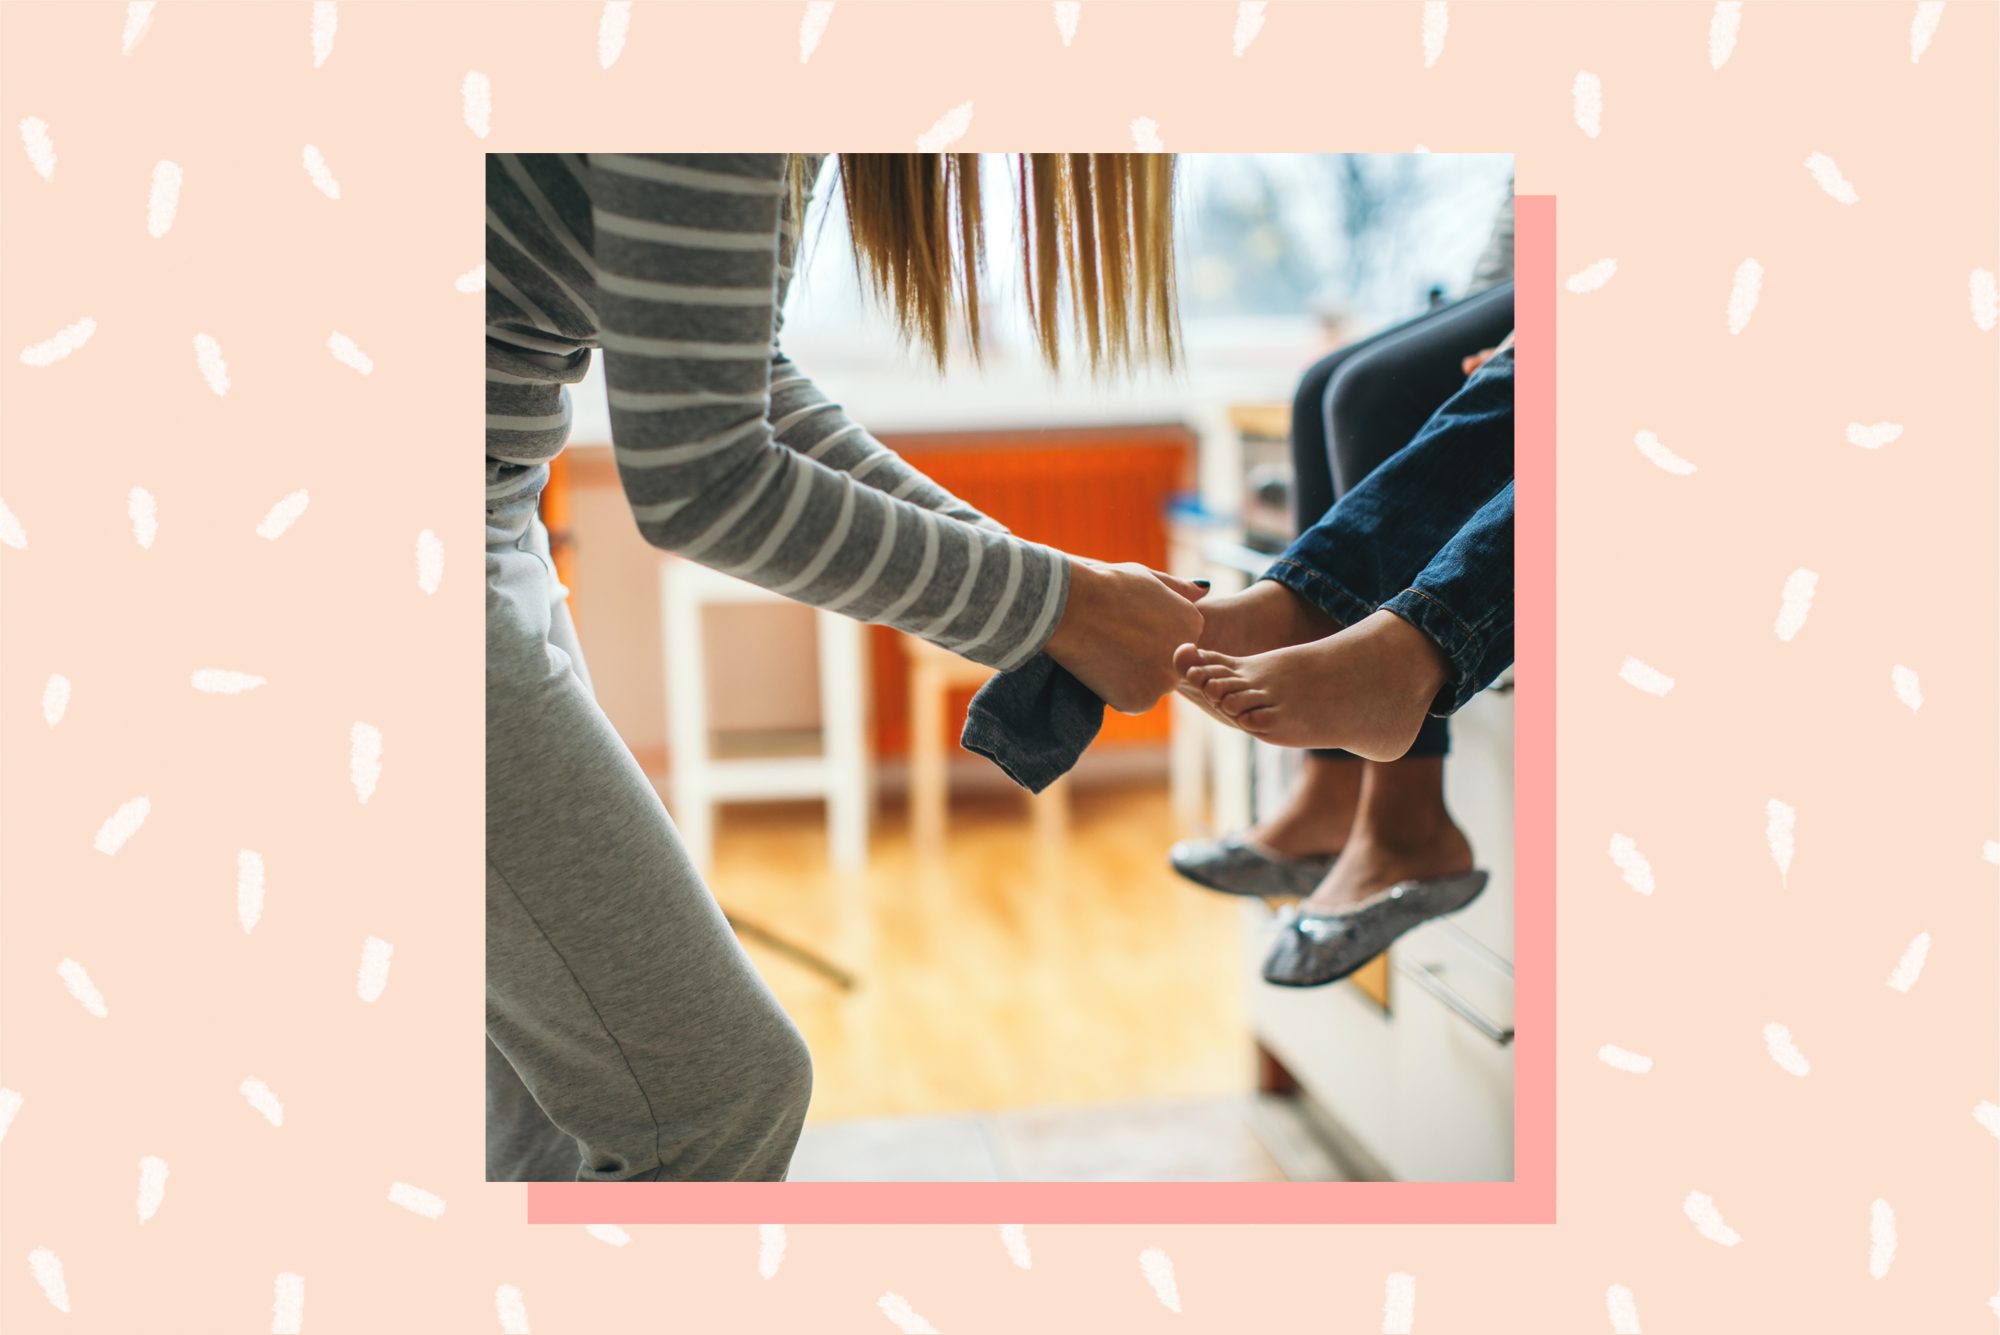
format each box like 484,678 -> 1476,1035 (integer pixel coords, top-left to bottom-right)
869,425 -> 1197,758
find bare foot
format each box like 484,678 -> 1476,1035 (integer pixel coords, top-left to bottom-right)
1180,610 -> 1451,760
1190,579 -> 1341,657
1173,581 -> 1338,730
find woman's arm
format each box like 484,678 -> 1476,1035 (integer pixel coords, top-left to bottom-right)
583,153 -> 1060,669
765,349 -> 1004,531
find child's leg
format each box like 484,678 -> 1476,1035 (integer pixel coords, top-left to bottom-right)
1193,346 -> 1512,666
1266,349 -> 1513,634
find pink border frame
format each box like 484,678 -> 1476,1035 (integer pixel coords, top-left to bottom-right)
524,193 -> 1556,1226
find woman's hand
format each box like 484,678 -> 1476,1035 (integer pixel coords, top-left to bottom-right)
1042,559 -> 1208,714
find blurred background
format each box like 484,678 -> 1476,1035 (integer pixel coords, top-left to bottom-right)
540,152 -> 1515,1181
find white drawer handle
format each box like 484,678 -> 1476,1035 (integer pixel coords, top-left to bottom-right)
1395,958 -> 1515,1046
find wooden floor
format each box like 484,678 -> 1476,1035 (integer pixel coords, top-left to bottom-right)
786,1093 -> 1345,1182
708,783 -> 1256,1123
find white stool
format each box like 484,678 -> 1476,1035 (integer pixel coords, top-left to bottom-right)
659,555 -> 871,874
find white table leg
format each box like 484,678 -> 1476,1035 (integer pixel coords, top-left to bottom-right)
908,657 -> 947,848
1032,772 -> 1071,844
1169,693 -> 1207,825
818,609 -> 870,871
660,560 -> 715,873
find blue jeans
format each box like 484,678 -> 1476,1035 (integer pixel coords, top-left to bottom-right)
1289,283 -> 1514,755
1263,347 -> 1514,718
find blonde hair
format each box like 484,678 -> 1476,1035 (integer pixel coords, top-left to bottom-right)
786,153 -> 1182,377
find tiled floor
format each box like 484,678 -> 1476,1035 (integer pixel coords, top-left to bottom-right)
786,1093 -> 1348,1182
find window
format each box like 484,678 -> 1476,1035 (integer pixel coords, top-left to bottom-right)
571,153 -> 1513,439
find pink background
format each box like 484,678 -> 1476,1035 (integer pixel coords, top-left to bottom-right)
4,2 -> 1994,1331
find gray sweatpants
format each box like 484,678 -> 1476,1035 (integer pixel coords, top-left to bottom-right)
485,493 -> 813,1181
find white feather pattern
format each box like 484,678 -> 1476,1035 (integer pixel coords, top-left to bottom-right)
1886,931 -> 1929,991
257,490 -> 310,539
599,2 -> 630,69
1573,70 -> 1603,138
1773,568 -> 1817,641
1633,430 -> 1696,476
312,2 -> 337,68
754,1222 -> 784,1275
1566,258 -> 1618,293
1422,3 -> 1447,67
1382,1272 -> 1416,1333
1910,2 -> 1944,62
462,70 -> 492,138
1053,2 -> 1079,46
915,101 -> 973,152
1607,834 -> 1655,894
1804,152 -> 1858,204
147,159 -> 182,236
1763,1021 -> 1810,1076
1709,2 -> 1741,69
1233,2 -> 1267,57
1618,656 -> 1675,695
20,315 -> 96,367
495,1284 -> 529,1334
1869,1199 -> 1897,1278
1766,799 -> 1795,885
195,333 -> 231,395
1139,1247 -> 1181,1312
799,3 -> 833,62
1000,1223 -> 1032,1269
129,487 -> 158,549
877,1292 -> 941,1334
1891,665 -> 1923,712
20,117 -> 56,180
1683,1190 -> 1742,1245
42,673 -> 70,725
1728,258 -> 1763,334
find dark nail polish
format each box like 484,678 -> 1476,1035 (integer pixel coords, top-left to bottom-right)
1193,579 -> 1212,589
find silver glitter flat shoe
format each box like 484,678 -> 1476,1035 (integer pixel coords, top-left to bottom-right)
1168,834 -> 1337,899
1261,870 -> 1489,987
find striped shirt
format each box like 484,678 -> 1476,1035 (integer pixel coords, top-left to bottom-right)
485,153 -> 1070,672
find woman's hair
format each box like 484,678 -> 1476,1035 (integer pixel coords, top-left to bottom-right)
786,154 -> 1182,377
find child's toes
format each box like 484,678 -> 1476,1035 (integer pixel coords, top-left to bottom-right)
1237,705 -> 1277,734
1184,662 -> 1233,688
1172,642 -> 1206,676
1219,689 -> 1272,718
1201,674 -> 1249,704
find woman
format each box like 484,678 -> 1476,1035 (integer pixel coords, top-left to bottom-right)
484,154 -> 1204,1181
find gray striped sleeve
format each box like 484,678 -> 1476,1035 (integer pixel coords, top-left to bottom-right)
764,183 -> 1002,535
583,153 -> 1068,671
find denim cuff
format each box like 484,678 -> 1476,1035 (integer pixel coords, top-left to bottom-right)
1260,559 -> 1376,633
1379,586 -> 1488,716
